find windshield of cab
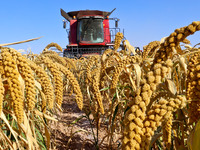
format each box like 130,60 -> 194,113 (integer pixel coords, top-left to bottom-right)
77,18 -> 104,43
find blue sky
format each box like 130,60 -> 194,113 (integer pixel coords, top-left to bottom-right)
1,0 -> 200,54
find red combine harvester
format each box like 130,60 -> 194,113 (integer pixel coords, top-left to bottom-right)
60,8 -> 124,58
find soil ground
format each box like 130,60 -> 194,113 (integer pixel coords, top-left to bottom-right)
50,93 -> 113,150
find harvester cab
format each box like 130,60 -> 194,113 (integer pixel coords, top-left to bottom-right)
61,8 -> 123,58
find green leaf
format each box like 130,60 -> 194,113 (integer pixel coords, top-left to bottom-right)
70,115 -> 87,126
100,87 -> 109,91
35,128 -> 46,149
111,104 -> 119,126
0,112 -> 20,148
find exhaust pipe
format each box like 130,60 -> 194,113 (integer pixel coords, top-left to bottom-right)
105,8 -> 116,18
60,8 -> 72,22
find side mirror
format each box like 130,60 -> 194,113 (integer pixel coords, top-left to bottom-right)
63,20 -> 66,29
115,20 -> 118,28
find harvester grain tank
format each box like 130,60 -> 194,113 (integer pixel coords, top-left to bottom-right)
61,8 -> 123,58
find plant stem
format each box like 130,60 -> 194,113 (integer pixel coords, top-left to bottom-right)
86,113 -> 98,149
96,112 -> 100,150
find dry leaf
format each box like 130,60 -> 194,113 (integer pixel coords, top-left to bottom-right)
165,79 -> 177,95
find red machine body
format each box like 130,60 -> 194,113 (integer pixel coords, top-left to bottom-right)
69,20 -> 77,45
68,19 -> 111,46
61,9 -> 121,58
